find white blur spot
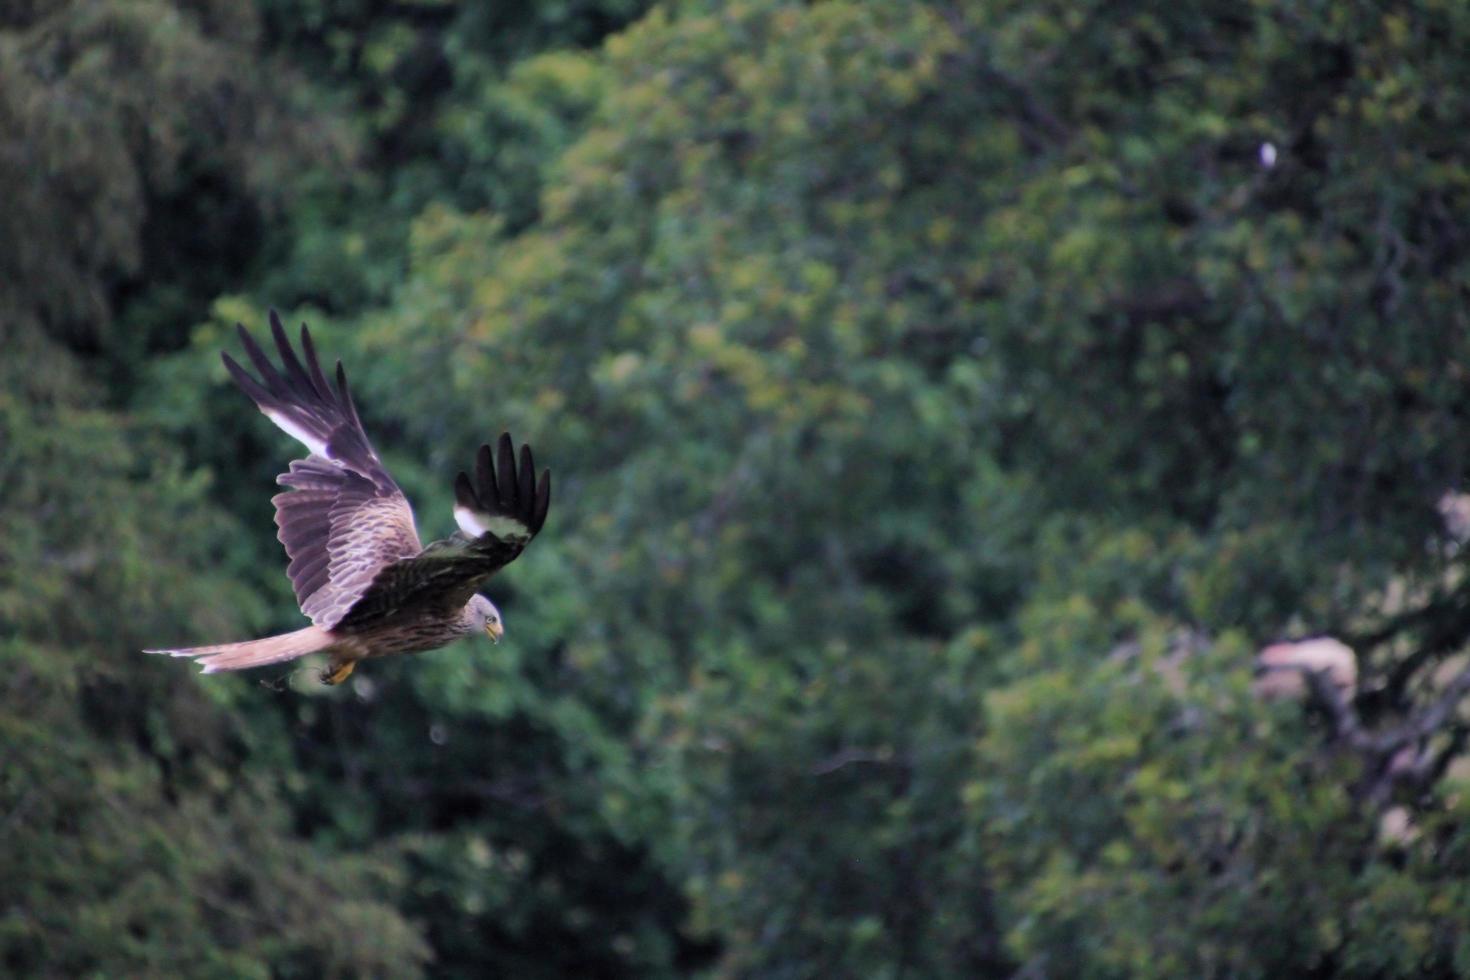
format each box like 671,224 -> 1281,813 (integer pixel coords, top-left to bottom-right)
264,409 -> 331,458
1259,141 -> 1277,169
1438,491 -> 1470,547
1253,636 -> 1357,701
352,675 -> 377,702
429,722 -> 448,746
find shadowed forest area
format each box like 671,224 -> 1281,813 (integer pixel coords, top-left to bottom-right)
5,0 -> 1470,975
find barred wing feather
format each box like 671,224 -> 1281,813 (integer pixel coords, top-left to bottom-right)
224,313 -> 423,628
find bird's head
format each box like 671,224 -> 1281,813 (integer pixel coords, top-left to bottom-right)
469,594 -> 504,643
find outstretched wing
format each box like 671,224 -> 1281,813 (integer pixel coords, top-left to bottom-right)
335,433 -> 551,629
223,312 -> 423,628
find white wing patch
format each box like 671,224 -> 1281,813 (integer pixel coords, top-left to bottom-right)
453,505 -> 530,543
452,505 -> 486,536
264,408 -> 331,459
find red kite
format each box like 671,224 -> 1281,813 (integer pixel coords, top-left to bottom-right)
147,313 -> 550,684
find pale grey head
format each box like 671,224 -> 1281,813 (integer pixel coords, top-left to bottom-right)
466,593 -> 504,643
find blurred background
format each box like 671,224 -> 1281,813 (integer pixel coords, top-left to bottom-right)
4,0 -> 1470,975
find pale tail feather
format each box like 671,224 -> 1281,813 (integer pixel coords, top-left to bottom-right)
144,626 -> 332,674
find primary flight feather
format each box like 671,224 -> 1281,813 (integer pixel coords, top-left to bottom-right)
146,312 -> 551,685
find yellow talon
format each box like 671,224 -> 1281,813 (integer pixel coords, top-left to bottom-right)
321,660 -> 357,685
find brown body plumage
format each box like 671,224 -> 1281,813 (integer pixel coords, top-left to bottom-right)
145,313 -> 551,684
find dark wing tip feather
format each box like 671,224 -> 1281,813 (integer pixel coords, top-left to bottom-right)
475,443 -> 497,502
496,433 -> 517,510
267,311 -> 291,364
223,348 -> 288,416
227,314 -> 401,496
271,314 -> 317,400
533,469 -> 551,533
334,360 -> 367,431
518,445 -> 536,514
221,350 -> 259,395
461,433 -> 551,538
298,324 -> 334,399
237,321 -> 282,385
268,311 -> 299,383
453,472 -> 478,510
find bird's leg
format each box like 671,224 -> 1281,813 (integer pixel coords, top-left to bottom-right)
321,658 -> 357,686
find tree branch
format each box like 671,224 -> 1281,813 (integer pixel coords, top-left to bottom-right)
1295,662 -> 1470,804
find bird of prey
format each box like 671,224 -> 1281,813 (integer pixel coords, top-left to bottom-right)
146,313 -> 551,685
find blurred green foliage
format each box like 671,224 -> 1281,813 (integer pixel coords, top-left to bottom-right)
6,0 -> 1470,975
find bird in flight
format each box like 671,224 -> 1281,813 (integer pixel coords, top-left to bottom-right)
146,312 -> 551,685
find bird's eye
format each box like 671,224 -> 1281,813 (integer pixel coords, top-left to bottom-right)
490,615 -> 499,624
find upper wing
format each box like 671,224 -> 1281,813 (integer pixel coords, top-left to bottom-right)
335,433 -> 551,628
223,312 -> 423,628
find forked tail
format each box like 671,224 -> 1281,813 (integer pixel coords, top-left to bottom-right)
144,625 -> 332,674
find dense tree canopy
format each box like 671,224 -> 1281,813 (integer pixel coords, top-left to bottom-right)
6,0 -> 1470,975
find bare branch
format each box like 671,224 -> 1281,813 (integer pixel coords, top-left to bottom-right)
1291,662 -> 1470,805
1368,663 -> 1470,755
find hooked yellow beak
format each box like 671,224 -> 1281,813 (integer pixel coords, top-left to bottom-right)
485,621 -> 504,644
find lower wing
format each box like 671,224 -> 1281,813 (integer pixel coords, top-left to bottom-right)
334,433 -> 550,629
